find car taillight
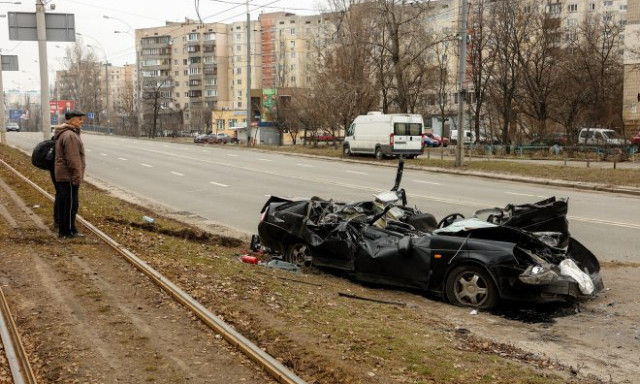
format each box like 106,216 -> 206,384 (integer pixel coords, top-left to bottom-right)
389,133 -> 394,148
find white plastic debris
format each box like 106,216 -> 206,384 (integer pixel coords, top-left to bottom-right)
559,259 -> 595,295
142,216 -> 155,224
470,309 -> 478,315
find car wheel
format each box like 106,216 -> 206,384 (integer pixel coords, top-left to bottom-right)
375,147 -> 384,160
285,242 -> 312,268
343,144 -> 352,156
445,265 -> 498,309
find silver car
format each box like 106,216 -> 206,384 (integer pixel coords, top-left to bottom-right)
6,122 -> 20,132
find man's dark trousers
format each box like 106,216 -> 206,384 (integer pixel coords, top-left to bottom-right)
49,168 -> 61,228
56,181 -> 79,236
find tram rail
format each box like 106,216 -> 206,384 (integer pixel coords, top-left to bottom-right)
0,158 -> 307,384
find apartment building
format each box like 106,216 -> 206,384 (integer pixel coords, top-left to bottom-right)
136,19 -> 229,133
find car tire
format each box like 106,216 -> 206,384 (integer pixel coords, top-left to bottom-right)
445,265 -> 498,309
375,147 -> 384,160
285,242 -> 312,268
343,144 -> 352,156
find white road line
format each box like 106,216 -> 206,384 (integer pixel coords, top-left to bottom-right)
569,216 -> 640,230
412,180 -> 442,186
346,170 -> 368,175
296,163 -> 312,167
141,163 -> 153,168
209,181 -> 229,187
227,154 -> 239,157
170,171 -> 184,176
505,192 -> 547,198
86,149 -> 93,152
118,157 -> 128,161
258,158 -> 272,162
100,153 -> 107,156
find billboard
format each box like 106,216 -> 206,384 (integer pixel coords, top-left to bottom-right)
9,110 -> 23,120
49,100 -> 75,115
261,88 -> 277,122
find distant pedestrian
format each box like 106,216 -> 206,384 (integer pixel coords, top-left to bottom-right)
54,110 -> 86,238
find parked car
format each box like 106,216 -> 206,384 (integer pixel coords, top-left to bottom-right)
631,132 -> 640,147
255,160 -> 603,309
194,133 -> 214,143
211,132 -> 231,144
529,132 -> 568,147
425,133 -> 448,147
578,128 -> 627,147
6,122 -> 20,132
423,133 -> 440,147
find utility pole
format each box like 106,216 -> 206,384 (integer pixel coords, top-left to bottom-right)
0,60 -> 5,145
246,0 -> 252,147
36,0 -> 50,140
455,0 -> 468,167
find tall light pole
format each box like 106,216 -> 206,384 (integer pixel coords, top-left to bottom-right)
106,15 -> 141,136
455,0 -> 469,167
78,32 -> 110,127
246,0 -> 252,146
36,0 -> 50,139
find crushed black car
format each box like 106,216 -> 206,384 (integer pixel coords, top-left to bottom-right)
255,159 -> 604,309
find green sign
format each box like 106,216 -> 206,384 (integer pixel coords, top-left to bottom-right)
261,88 -> 277,122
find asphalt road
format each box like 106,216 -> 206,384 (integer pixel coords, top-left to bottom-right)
6,132 -> 640,262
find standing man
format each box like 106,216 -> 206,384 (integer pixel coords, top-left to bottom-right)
54,110 -> 86,238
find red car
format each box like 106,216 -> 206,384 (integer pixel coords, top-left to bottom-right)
425,133 -> 449,147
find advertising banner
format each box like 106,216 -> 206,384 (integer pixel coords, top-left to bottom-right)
49,100 -> 76,115
9,110 -> 23,120
261,88 -> 277,122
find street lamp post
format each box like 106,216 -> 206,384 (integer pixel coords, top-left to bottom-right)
105,15 -> 141,137
77,33 -> 110,127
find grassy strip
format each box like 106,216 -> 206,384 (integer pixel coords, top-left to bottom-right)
0,144 -> 596,384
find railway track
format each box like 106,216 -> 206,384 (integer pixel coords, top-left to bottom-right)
0,158 -> 307,384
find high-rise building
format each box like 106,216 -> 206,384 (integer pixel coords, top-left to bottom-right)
136,19 -> 229,134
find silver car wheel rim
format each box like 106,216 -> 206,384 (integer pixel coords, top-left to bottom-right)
454,272 -> 488,306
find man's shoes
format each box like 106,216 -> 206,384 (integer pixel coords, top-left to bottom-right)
59,232 -> 85,239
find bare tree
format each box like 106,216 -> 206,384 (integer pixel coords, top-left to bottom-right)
486,1 -> 530,147
468,0 -> 496,143
59,40 -> 103,124
515,5 -> 562,141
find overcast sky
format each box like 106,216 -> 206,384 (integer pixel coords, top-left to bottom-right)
1,0 -> 322,93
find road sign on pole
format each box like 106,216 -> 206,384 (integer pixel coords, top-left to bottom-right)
7,12 -> 76,42
1,54 -> 19,144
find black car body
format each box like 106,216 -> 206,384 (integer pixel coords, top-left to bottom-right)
256,162 -> 603,309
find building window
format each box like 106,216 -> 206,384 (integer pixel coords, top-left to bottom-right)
568,4 -> 577,12
236,33 -> 241,40
589,3 -> 595,11
290,52 -> 296,59
290,41 -> 295,48
290,28 -> 296,35
188,33 -> 199,41
632,103 -> 637,114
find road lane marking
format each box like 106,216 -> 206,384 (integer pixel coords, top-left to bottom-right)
296,163 -> 312,167
258,158 -> 272,162
118,157 -> 128,161
346,170 -> 368,175
170,171 -> 184,176
412,180 -> 442,186
86,149 -> 93,152
129,147 -> 640,231
209,181 -> 229,187
100,153 -> 108,156
227,154 -> 239,157
141,163 -> 152,168
568,216 -> 640,230
505,192 -> 547,198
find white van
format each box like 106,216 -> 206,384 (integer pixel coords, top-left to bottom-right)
577,128 -> 627,146
449,129 -> 473,145
343,112 -> 424,159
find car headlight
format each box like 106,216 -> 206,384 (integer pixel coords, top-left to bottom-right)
519,264 -> 558,285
